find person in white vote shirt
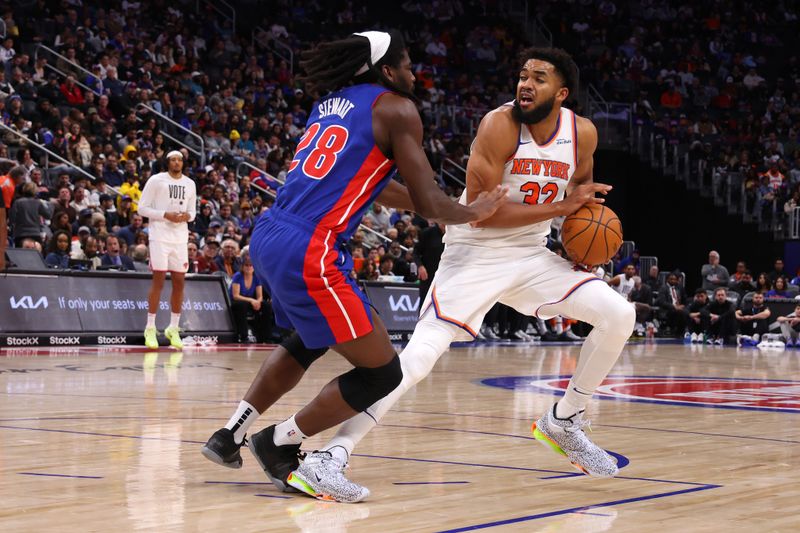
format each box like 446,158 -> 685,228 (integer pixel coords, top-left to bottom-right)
137,150 -> 197,349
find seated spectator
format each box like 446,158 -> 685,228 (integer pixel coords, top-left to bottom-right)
210,203 -> 241,231
790,267 -> 800,287
754,272 -> 772,293
238,202 -> 256,237
119,173 -> 142,212
116,196 -> 133,228
643,264 -> 661,292
707,287 -> 737,345
735,292 -> 771,341
728,261 -> 748,285
609,264 -> 636,299
100,235 -> 134,270
229,256 -> 272,343
629,275 -> 654,335
656,271 -> 688,337
71,235 -> 101,270
214,239 -> 241,278
729,270 -> 756,297
765,276 -> 791,299
117,213 -> 144,246
130,243 -> 150,272
52,186 -> 77,224
701,250 -> 730,291
193,202 -> 213,235
768,259 -> 786,284
618,249 -> 640,273
378,254 -> 396,278
685,289 -> 710,342
777,304 -> 800,345
196,240 -> 221,274
44,230 -> 71,268
187,242 -> 200,273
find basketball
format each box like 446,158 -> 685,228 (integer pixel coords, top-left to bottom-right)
561,204 -> 623,266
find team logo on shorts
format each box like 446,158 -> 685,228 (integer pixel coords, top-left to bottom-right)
480,375 -> 800,413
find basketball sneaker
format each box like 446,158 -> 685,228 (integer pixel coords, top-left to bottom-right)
144,327 -> 159,349
201,428 -> 244,469
248,424 -> 304,492
532,404 -> 618,478
287,450 -> 370,503
164,326 -> 183,349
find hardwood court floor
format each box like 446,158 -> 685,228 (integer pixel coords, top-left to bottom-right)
1,340 -> 799,532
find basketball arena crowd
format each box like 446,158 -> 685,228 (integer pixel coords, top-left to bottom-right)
1,0 -> 799,345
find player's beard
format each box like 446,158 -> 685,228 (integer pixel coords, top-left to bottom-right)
512,95 -> 556,125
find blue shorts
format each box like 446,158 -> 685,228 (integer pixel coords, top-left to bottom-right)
249,209 -> 373,349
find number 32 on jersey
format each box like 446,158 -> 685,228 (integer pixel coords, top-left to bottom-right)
520,181 -> 559,205
289,124 -> 350,180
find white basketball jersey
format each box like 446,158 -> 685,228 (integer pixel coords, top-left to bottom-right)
444,105 -> 578,249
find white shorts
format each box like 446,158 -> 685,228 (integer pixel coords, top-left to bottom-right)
420,243 -> 604,341
149,240 -> 188,272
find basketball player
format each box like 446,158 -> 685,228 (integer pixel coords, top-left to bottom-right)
204,47 -> 633,502
202,31 -> 505,503
137,151 -> 197,349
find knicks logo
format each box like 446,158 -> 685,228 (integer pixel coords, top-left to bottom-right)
480,375 -> 800,413
510,158 -> 570,179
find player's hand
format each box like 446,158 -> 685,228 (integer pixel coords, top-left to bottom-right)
467,185 -> 509,223
418,265 -> 428,281
561,183 -> 612,216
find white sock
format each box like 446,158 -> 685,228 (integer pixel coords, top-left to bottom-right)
325,443 -> 352,465
273,414 -> 307,446
170,312 -> 181,328
224,400 -> 258,444
146,313 -> 156,329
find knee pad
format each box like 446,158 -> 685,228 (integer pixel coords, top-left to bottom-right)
338,354 -> 403,412
280,333 -> 327,370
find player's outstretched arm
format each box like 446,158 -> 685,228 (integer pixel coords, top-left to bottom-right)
377,95 -> 506,224
472,111 -> 611,228
374,179 -> 415,211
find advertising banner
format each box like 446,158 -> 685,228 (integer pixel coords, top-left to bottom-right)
362,282 -> 420,333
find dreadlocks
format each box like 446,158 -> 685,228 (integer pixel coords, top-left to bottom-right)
299,31 -> 408,95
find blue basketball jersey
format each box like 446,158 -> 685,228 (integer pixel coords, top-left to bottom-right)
274,83 -> 397,241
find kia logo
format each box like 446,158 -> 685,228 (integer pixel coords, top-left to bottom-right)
9,296 -> 49,310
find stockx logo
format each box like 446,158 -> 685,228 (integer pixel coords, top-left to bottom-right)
9,296 -> 49,309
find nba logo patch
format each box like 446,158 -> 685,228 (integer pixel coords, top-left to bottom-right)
480,375 -> 800,413
287,429 -> 296,437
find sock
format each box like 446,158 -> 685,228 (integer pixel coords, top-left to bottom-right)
170,312 -> 181,328
554,317 -> 564,335
273,414 -> 307,446
556,386 -> 591,419
325,443 -> 352,465
224,400 -> 258,444
146,313 -> 156,329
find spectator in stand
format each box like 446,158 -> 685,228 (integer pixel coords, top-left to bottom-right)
44,230 -> 71,268
229,255 -> 272,343
59,76 -> 84,106
50,211 -> 72,237
790,267 -> 800,287
9,182 -> 49,246
765,276 -> 791,299
70,187 -> 91,213
196,240 -> 220,274
777,304 -> 800,345
51,186 -> 77,223
660,83 -> 683,110
701,250 -> 730,291
99,194 -> 119,229
643,264 -> 661,292
72,235 -> 101,270
238,201 -> 256,237
735,292 -> 771,342
656,271 -> 688,337
214,238 -> 241,279
103,155 -> 125,187
707,287 -> 737,345
193,202 -> 212,236
210,203 -> 240,230
130,244 -> 150,271
117,213 -> 144,246
116,196 -> 133,228
685,289 -> 710,343
730,270 -> 757,298
364,202 -> 391,233
101,234 -> 134,270
728,261 -> 748,285
119,173 -> 142,213
629,276 -> 655,336
617,249 -> 641,273
755,272 -> 772,293
768,259 -> 786,283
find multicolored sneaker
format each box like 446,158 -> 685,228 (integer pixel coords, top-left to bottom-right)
287,451 -> 370,503
201,428 -> 244,469
164,326 -> 183,349
532,404 -> 618,478
144,327 -> 159,349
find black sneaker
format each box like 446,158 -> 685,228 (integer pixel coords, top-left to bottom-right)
248,424 -> 304,492
201,428 -> 244,469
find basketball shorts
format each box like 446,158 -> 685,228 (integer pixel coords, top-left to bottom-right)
420,243 -> 603,341
249,209 -> 373,349
150,240 -> 189,272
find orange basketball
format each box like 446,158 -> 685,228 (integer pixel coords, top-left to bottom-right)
561,204 -> 623,266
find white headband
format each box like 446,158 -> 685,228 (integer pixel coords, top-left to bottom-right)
353,31 -> 391,76
166,150 -> 183,160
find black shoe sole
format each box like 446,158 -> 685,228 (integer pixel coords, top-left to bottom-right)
201,444 -> 243,469
248,430 -> 299,493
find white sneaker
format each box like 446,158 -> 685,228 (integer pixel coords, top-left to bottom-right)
513,329 -> 534,342
690,332 -> 699,343
481,325 -> 500,340
562,329 -> 583,341
287,451 -> 370,503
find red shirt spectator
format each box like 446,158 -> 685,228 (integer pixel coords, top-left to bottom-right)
59,77 -> 84,106
660,87 -> 683,109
